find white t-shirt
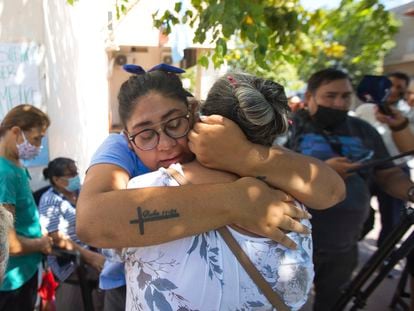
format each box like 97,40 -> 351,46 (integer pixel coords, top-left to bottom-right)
124,163 -> 314,311
354,103 -> 413,165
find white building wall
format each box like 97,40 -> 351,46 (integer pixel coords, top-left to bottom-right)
0,0 -> 45,42
0,0 -> 110,189
42,0 -> 109,185
0,0 -> 223,190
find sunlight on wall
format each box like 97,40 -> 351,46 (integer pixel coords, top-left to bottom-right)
43,0 -> 109,183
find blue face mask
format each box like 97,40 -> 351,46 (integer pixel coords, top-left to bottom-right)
65,175 -> 81,192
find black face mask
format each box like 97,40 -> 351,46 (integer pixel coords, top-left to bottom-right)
312,106 -> 348,130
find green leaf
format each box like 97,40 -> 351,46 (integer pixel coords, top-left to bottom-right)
216,38 -> 227,56
245,25 -> 256,42
174,2 -> 182,13
198,55 -> 209,68
185,10 -> 193,18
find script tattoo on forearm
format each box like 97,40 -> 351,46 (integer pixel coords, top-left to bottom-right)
130,207 -> 180,235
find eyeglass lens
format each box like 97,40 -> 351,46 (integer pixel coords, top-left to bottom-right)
132,115 -> 189,150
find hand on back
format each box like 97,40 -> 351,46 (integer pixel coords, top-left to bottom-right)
233,177 -> 311,249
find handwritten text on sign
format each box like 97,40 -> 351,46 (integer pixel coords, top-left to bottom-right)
0,42 -> 43,118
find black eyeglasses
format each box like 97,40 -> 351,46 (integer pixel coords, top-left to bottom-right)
127,114 -> 191,151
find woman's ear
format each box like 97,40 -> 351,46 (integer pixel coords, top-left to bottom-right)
188,98 -> 201,122
304,91 -> 312,105
121,130 -> 134,150
51,176 -> 61,187
10,126 -> 20,135
188,98 -> 200,114
10,126 -> 22,143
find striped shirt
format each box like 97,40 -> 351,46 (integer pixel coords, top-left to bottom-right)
39,187 -> 84,281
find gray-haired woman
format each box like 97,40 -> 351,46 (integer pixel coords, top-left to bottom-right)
122,73 -> 324,310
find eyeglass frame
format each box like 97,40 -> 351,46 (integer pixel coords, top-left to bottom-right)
126,113 -> 192,151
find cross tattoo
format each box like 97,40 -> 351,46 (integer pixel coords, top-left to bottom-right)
130,206 -> 180,235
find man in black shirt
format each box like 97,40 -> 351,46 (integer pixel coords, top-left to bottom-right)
286,68 -> 414,311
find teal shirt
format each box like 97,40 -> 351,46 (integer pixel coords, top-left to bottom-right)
0,157 -> 42,291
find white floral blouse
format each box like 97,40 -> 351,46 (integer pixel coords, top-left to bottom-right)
124,164 -> 314,311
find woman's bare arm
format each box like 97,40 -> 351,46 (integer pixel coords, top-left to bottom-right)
49,231 -> 105,272
392,127 -> 414,153
375,107 -> 414,153
188,115 -> 346,209
3,204 -> 53,255
76,164 -> 311,249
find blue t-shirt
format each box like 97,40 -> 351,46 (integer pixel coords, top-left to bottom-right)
89,133 -> 149,289
0,157 -> 42,291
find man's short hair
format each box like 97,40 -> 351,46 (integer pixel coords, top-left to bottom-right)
0,205 -> 13,284
307,68 -> 351,94
387,72 -> 410,87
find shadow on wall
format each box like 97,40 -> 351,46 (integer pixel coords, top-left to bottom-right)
41,1 -> 111,179
42,1 -> 83,160
1,0 -> 110,189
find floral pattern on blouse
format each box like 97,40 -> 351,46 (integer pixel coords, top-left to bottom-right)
124,164 -> 314,310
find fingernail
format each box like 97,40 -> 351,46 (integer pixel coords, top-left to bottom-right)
200,115 -> 207,121
307,212 -> 312,219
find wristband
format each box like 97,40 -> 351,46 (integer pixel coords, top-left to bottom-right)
389,117 -> 409,132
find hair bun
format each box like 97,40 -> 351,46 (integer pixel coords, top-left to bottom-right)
202,73 -> 290,146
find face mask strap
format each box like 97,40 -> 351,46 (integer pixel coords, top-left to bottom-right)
18,129 -> 27,142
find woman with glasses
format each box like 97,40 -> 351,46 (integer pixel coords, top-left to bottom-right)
122,72 -> 321,310
0,104 -> 53,311
76,65 -> 344,310
39,157 -> 105,311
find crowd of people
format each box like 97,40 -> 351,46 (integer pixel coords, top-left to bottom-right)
0,64 -> 413,311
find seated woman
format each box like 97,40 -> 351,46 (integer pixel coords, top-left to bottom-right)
38,157 -> 105,311
124,73 -> 315,310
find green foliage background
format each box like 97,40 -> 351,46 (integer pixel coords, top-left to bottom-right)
68,0 -> 400,92
152,0 -> 399,91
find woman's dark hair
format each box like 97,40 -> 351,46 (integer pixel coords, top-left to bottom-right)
43,157 -> 76,186
201,73 -> 290,146
0,104 -> 50,137
307,68 -> 351,94
118,71 -> 190,127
